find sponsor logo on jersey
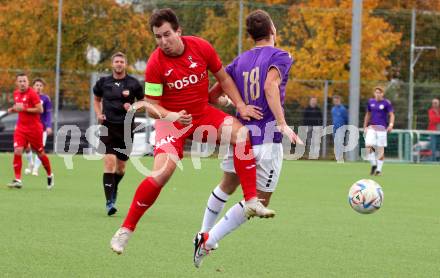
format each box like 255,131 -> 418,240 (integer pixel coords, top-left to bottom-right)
115,82 -> 121,87
165,69 -> 174,76
188,56 -> 198,69
155,135 -> 176,148
166,71 -> 207,90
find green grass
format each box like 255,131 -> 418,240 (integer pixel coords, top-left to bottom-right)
0,153 -> 439,277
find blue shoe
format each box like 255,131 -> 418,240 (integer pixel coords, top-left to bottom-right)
112,191 -> 118,206
106,201 -> 117,216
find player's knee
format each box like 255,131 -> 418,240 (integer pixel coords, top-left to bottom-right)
104,155 -> 116,172
14,148 -> 24,155
229,121 -> 250,144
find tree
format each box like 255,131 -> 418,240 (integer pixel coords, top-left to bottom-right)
0,0 -> 154,109
280,0 -> 402,105
198,1 -> 253,65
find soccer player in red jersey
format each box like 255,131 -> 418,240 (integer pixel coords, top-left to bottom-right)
7,73 -> 54,189
110,8 -> 274,254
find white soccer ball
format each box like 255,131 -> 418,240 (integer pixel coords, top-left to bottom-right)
348,179 -> 384,214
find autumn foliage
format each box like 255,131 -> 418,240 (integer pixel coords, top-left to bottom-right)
0,0 -> 438,110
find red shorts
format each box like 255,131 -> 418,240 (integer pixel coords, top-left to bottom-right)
14,128 -> 44,152
154,105 -> 232,159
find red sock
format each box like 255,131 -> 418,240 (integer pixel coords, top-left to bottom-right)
122,177 -> 162,231
13,154 -> 22,180
233,140 -> 257,201
38,154 -> 52,176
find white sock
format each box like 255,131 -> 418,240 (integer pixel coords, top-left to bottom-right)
25,151 -> 33,167
200,185 -> 230,233
368,152 -> 377,166
206,201 -> 247,249
377,160 -> 384,172
33,155 -> 42,171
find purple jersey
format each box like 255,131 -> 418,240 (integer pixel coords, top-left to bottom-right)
39,94 -> 52,129
226,47 -> 293,145
367,98 -> 393,128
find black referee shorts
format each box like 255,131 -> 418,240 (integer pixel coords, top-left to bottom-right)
99,121 -> 134,161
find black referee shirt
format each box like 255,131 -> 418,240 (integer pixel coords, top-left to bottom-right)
93,75 -> 144,124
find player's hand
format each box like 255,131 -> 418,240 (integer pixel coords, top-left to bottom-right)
166,110 -> 192,126
386,125 -> 393,133
7,107 -> 15,113
277,124 -> 304,145
97,114 -> 106,124
13,103 -> 24,112
46,128 -> 53,135
123,103 -> 131,111
217,95 -> 233,107
237,103 -> 263,121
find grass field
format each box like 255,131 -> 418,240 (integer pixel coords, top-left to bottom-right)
0,153 -> 439,277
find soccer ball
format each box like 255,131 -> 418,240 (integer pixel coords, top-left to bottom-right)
348,179 -> 384,214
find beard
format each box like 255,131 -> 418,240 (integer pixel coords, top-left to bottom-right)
113,68 -> 125,75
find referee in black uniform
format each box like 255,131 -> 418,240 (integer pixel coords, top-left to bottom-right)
93,52 -> 144,215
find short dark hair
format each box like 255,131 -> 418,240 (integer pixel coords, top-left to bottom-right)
374,86 -> 385,93
16,72 -> 27,79
246,10 -> 273,41
149,8 -> 180,32
111,52 -> 127,62
32,78 -> 46,85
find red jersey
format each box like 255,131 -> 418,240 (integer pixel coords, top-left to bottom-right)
144,36 -> 222,117
428,108 -> 440,130
13,87 -> 43,131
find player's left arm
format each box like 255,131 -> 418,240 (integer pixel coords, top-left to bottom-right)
21,92 -> 43,113
213,68 -> 262,121
208,82 -> 233,107
387,112 -> 395,132
23,103 -> 43,114
264,67 -> 302,145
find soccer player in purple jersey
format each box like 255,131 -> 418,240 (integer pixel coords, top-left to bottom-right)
193,10 -> 303,267
23,78 -> 53,180
363,86 -> 395,176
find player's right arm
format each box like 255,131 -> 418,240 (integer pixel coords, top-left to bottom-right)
363,111 -> 371,133
93,79 -> 106,123
142,54 -> 192,125
133,98 -> 192,125
18,91 -> 43,114
93,96 -> 105,124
